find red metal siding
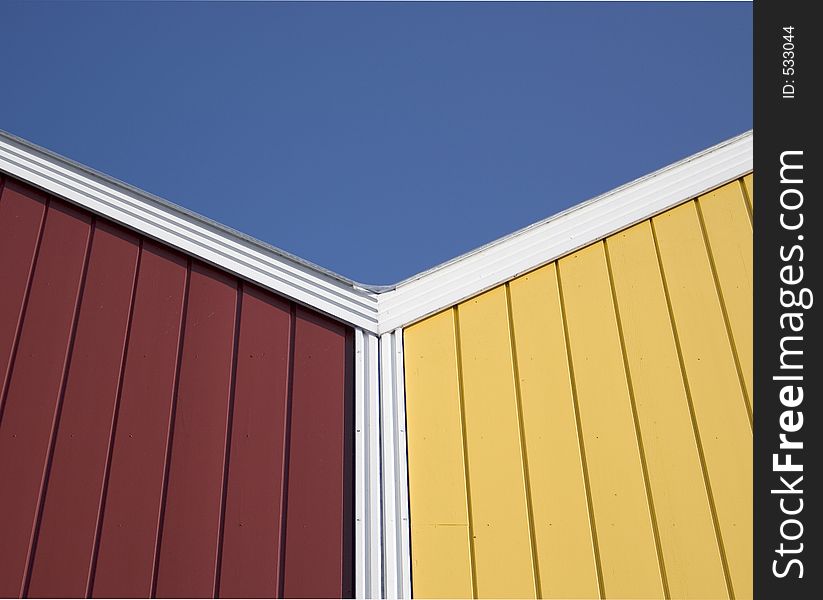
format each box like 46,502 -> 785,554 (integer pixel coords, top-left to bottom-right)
218,287 -> 292,598
0,175 -> 354,598
283,309 -> 351,598
91,240 -> 189,598
28,222 -> 141,598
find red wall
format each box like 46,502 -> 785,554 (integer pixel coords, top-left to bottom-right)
0,176 -> 354,598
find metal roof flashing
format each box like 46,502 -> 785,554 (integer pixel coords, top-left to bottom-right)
0,129 -> 752,334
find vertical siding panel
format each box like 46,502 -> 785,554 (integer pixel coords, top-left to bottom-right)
27,223 -> 140,598
154,263 -> 238,598
652,202 -> 752,599
742,174 -> 753,211
218,286 -> 292,598
0,202 -> 92,598
91,242 -> 188,598
696,182 -> 754,410
508,264 -> 600,599
456,287 -> 536,599
404,311 -> 473,599
607,222 -> 729,599
281,308 -> 348,598
0,181 -> 47,408
557,243 -> 664,598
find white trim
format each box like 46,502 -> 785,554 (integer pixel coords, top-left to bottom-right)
1,129 -> 752,334
376,130 -> 753,332
355,328 -> 413,599
0,131 -> 381,333
379,329 -> 412,599
355,330 -> 383,598
354,330 -> 367,597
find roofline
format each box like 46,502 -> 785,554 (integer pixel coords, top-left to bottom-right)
376,130 -> 752,332
0,129 -> 382,332
0,128 -> 752,335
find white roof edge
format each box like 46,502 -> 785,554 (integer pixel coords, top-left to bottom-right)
0,129 -> 381,333
0,129 -> 752,335
376,130 -> 752,333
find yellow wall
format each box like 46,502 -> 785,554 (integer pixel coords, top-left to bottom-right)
404,177 -> 752,599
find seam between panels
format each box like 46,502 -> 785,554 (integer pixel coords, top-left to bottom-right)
151,259 -> 192,598
213,282 -> 243,598
452,307 -> 478,600
555,263 -> 605,600
86,237 -> 144,597
649,219 -> 735,600
693,200 -> 753,429
603,240 -> 670,599
22,216 -> 96,597
277,303 -> 298,598
737,179 -> 753,228
0,196 -> 49,429
503,284 -> 542,599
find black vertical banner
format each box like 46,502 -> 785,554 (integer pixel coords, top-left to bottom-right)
754,1 -> 820,598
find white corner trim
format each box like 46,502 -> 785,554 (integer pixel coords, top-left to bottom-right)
355,328 -> 413,599
355,330 -> 383,598
376,130 -> 753,332
379,329 -> 412,600
0,131 -> 381,333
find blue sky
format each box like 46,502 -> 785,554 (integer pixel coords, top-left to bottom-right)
0,1 -> 751,285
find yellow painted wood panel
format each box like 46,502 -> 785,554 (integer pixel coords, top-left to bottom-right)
456,287 -> 537,598
558,244 -> 664,598
606,222 -> 729,599
653,201 -> 753,600
698,182 -> 754,414
742,173 -> 753,211
508,265 -> 600,599
404,310 -> 474,599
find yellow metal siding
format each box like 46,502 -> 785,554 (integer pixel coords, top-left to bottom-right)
697,183 -> 753,410
458,289 -> 537,598
606,223 -> 729,599
404,310 -> 474,598
742,173 -> 753,211
559,244 -> 664,598
404,177 -> 752,599
652,201 -> 752,599
509,266 -> 600,599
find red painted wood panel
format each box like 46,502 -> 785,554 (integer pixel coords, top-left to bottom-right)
282,308 -> 350,599
218,286 -> 292,598
0,173 -> 354,599
90,241 -> 188,598
154,263 -> 239,598
0,179 -> 47,413
0,201 -> 92,597
27,222 -> 140,598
